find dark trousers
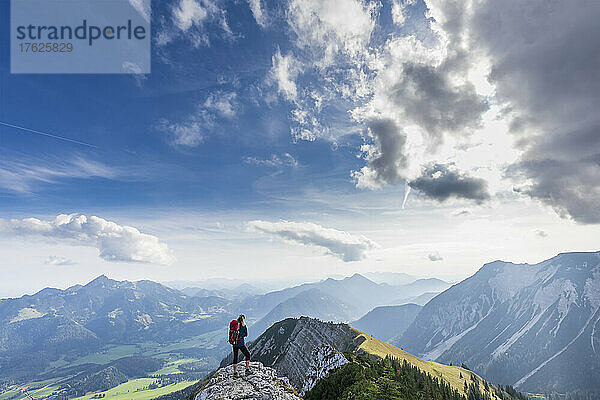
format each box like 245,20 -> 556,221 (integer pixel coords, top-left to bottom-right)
233,345 -> 251,364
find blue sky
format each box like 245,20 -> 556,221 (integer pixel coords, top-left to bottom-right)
1,0 -> 599,297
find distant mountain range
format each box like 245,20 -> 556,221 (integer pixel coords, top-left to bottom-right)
398,251 -> 600,397
351,303 -> 422,342
0,271 -> 444,393
363,271 -> 417,285
0,275 -> 236,382
244,273 -> 450,323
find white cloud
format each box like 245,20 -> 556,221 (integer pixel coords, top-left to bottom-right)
173,0 -> 211,31
203,91 -> 237,118
247,220 -> 378,262
44,255 -> 75,266
270,50 -> 300,101
287,0 -> 378,65
157,90 -> 237,147
157,0 -> 232,47
247,0 -> 267,27
157,118 -> 206,147
0,214 -> 175,265
391,0 -> 415,26
244,153 -> 298,168
428,252 -> 443,262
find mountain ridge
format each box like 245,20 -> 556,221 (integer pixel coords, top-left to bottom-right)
398,250 -> 600,396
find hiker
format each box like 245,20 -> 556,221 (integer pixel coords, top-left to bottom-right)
229,314 -> 252,377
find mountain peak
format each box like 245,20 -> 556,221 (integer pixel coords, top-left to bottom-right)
85,274 -> 116,287
194,362 -> 300,400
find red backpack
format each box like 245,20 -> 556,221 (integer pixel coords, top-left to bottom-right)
228,319 -> 239,345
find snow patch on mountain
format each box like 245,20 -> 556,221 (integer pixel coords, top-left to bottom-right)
9,307 -> 45,324
585,271 -> 600,308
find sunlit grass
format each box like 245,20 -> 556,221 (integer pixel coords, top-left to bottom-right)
71,378 -> 196,400
353,330 -> 500,398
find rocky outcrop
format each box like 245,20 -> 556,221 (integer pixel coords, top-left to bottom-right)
194,362 -> 300,400
221,317 -> 363,394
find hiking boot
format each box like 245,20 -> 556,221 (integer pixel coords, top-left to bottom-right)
245,368 -> 253,376
233,371 -> 239,378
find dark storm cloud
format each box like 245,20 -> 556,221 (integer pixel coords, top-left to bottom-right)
469,0 -> 600,223
390,63 -> 489,147
507,156 -> 600,224
363,118 -> 408,186
409,163 -> 490,203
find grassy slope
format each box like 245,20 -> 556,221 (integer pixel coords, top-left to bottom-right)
151,359 -> 202,376
71,378 -> 196,400
353,330 -> 500,399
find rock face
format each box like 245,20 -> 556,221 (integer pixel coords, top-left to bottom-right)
221,317 -> 362,394
399,251 -> 600,395
195,362 -> 300,400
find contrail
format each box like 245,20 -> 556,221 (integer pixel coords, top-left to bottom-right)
402,181 -> 411,209
0,121 -> 99,149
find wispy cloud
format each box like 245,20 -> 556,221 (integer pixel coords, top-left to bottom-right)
44,255 -> 76,266
156,0 -> 233,47
0,156 -> 119,194
0,214 -> 175,265
157,90 -> 237,148
247,220 -> 378,261
269,49 -> 300,101
247,0 -> 267,27
244,153 -> 298,168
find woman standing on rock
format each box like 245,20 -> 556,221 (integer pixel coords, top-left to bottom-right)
232,314 -> 252,377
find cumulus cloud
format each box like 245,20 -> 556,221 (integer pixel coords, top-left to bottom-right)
409,163 -> 490,203
428,252 -> 443,262
0,214 -> 175,265
535,230 -> 548,238
351,118 -> 407,189
247,220 -> 378,262
244,153 -> 298,168
44,256 -> 75,266
428,0 -> 600,222
287,0 -> 377,65
270,0 -> 493,204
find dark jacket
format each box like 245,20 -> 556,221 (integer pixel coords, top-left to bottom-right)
234,324 -> 248,348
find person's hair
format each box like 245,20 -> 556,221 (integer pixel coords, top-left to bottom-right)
238,314 -> 245,326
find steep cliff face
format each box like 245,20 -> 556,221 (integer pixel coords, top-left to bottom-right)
221,317 -> 361,394
194,362 -> 300,400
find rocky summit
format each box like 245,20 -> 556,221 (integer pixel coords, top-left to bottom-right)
194,362 -> 301,400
